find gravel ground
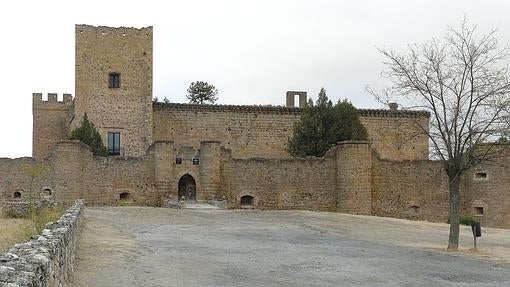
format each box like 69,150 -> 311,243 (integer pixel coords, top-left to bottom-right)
71,207 -> 510,287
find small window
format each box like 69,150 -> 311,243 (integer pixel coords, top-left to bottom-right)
192,158 -> 199,165
108,73 -> 120,88
108,132 -> 121,156
474,172 -> 488,180
474,206 -> 484,216
13,191 -> 21,199
176,158 -> 182,164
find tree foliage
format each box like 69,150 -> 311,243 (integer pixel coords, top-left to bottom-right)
186,81 -> 218,104
373,19 -> 510,250
287,88 -> 368,157
69,113 -> 108,156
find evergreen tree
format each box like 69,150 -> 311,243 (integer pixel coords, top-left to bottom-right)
186,81 -> 218,104
69,113 -> 108,156
287,88 -> 368,157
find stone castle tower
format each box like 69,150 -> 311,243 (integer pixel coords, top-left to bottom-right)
33,25 -> 154,158
73,25 -> 153,157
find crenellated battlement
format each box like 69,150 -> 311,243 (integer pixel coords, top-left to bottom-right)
33,93 -> 73,106
32,93 -> 74,159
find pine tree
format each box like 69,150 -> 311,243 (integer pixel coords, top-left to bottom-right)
287,88 -> 368,157
69,113 -> 108,156
186,81 -> 218,104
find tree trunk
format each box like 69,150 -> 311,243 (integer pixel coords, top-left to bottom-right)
447,173 -> 460,251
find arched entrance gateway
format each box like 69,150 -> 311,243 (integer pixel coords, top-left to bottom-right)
178,174 -> 196,201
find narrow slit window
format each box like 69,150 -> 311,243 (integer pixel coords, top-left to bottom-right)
108,73 -> 121,88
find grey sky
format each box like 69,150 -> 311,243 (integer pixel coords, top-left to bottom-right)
1,0 -> 509,158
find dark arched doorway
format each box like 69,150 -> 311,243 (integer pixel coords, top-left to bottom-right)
178,174 -> 196,201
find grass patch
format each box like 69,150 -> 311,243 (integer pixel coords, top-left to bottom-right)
0,204 -> 67,252
459,217 -> 478,226
447,216 -> 479,226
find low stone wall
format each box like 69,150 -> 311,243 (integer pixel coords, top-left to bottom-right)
0,200 -> 84,287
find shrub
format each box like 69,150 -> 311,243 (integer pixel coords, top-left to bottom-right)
69,113 -> 108,156
287,88 -> 368,157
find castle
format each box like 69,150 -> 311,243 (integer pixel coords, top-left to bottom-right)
1,25 -> 509,228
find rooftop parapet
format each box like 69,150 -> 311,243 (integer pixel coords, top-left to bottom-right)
153,102 -> 430,118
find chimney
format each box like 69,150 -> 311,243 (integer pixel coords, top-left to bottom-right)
388,102 -> 398,111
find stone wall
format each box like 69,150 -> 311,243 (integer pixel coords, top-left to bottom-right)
220,150 -> 337,210
0,156 -> 54,204
153,103 -> 300,159
74,25 -> 153,157
359,110 -> 429,161
335,142 -> 372,215
50,141 -> 159,206
462,153 -> 510,228
0,200 -> 84,287
371,156 -> 450,222
32,93 -> 73,159
153,103 -> 429,161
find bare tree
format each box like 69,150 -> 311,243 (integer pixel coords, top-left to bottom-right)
372,19 -> 510,250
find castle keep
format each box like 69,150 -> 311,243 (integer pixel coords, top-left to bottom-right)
2,25 -> 509,228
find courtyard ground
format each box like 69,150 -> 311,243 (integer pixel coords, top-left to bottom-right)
72,207 -> 510,287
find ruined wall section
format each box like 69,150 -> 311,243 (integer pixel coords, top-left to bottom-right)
32,93 -> 73,159
220,151 -> 337,210
153,103 -> 300,159
74,25 -> 153,157
371,156 -> 449,222
360,110 -> 429,161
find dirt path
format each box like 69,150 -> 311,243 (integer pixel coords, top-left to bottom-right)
71,207 -> 510,287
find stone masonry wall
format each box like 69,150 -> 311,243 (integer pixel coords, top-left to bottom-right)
153,103 -> 300,159
371,156 -> 450,223
74,25 -> 153,157
220,150 -> 337,210
335,142 -> 372,215
0,200 -> 84,287
51,141 -> 159,206
462,154 -> 510,228
153,103 -> 429,161
0,141 -> 159,207
360,111 -> 429,161
0,157 -> 54,204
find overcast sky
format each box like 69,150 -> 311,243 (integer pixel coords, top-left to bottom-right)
1,0 -> 510,158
